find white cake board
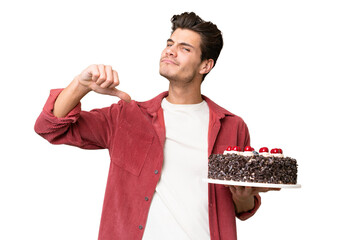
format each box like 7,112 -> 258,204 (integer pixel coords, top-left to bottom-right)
204,178 -> 301,189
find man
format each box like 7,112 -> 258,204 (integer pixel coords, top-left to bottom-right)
35,12 -> 277,240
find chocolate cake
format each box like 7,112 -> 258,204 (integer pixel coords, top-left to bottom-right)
208,146 -> 298,185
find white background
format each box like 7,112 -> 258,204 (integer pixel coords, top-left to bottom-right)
1,0 -> 359,239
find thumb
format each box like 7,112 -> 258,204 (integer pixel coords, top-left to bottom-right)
108,88 -> 132,102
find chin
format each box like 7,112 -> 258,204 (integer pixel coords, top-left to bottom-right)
160,69 -> 175,80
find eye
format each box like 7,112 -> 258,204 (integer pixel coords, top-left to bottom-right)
183,48 -> 190,52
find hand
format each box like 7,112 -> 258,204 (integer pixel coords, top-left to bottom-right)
77,64 -> 131,102
229,185 -> 280,199
227,185 -> 280,214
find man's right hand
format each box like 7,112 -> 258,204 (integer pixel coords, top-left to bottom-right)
77,64 -> 131,102
53,64 -> 131,118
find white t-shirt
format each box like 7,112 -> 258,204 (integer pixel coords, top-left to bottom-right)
142,98 -> 210,240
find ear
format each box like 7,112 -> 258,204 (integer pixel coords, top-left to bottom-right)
199,59 -> 214,75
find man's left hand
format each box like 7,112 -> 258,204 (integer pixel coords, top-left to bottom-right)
227,186 -> 280,214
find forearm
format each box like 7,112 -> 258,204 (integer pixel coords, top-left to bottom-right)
53,76 -> 90,118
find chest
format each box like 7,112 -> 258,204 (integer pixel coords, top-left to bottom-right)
163,108 -> 209,148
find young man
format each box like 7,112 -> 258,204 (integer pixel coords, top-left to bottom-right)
35,12 -> 277,240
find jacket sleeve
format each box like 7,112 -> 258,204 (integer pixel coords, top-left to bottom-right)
34,89 -> 122,150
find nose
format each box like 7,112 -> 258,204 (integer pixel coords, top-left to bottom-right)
166,44 -> 177,57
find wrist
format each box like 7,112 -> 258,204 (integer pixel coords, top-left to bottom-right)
53,77 -> 90,118
233,196 -> 255,214
73,75 -> 92,96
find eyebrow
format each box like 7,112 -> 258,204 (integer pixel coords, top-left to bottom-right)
167,38 -> 195,49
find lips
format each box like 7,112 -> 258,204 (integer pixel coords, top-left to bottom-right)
161,58 -> 179,65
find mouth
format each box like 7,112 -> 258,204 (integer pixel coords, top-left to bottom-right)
161,58 -> 179,65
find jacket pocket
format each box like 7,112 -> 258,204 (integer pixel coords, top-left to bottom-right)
110,120 -> 154,176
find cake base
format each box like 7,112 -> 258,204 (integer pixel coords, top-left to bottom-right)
203,178 -> 301,189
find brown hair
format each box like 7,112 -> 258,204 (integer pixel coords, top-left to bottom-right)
171,12 -> 223,79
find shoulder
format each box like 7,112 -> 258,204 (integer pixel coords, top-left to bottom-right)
203,95 -> 247,125
137,92 -> 168,111
106,92 -> 167,124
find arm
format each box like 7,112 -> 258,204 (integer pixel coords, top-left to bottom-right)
230,186 -> 280,217
54,64 -> 131,118
228,120 -> 264,219
35,64 -> 131,149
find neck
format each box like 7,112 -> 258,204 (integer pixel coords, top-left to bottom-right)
166,81 -> 202,104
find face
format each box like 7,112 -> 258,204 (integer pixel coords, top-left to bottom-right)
159,28 -> 205,85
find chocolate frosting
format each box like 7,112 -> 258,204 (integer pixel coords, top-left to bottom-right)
208,154 -> 297,184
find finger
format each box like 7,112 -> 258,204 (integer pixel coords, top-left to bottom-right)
229,186 -> 241,197
88,64 -> 99,82
230,185 -> 243,190
236,186 -> 246,192
244,186 -> 253,195
106,88 -> 131,102
116,90 -> 131,102
252,187 -> 269,194
100,65 -> 114,88
234,186 -> 252,196
228,185 -> 235,193
96,64 -> 106,85
80,64 -> 99,82
109,70 -> 120,89
252,187 -> 280,194
229,186 -> 245,195
260,187 -> 280,191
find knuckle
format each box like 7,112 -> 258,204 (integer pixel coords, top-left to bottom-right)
105,79 -> 113,85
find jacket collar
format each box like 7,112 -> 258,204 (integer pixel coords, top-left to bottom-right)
137,91 -> 235,119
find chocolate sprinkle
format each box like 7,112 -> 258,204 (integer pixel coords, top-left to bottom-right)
208,154 -> 298,184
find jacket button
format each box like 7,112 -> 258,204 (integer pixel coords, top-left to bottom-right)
145,197 -> 149,201
139,225 -> 143,230
154,170 -> 159,174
